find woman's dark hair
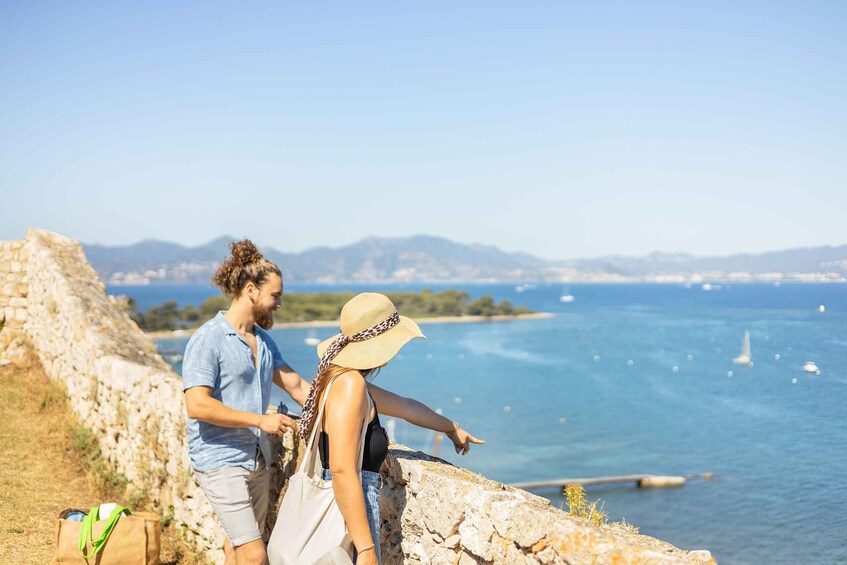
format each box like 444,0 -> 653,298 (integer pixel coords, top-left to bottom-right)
212,239 -> 281,298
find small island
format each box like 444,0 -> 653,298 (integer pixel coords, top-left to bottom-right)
125,288 -> 541,333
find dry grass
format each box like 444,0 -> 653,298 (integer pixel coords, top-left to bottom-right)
0,362 -> 205,564
564,483 -> 608,527
564,484 -> 640,535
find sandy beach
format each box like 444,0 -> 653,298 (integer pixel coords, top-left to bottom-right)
145,312 -> 554,340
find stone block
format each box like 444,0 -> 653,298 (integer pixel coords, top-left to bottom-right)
15,308 -> 26,322
488,496 -> 551,548
442,533 -> 461,549
9,297 -> 27,307
400,540 -> 431,563
458,506 -> 494,561
457,551 -> 482,565
419,481 -> 464,538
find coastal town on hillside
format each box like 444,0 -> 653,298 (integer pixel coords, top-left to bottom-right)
104,262 -> 847,286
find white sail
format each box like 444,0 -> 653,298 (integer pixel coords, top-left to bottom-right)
733,330 -> 753,366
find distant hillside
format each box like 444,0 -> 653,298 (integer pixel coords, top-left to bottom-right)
553,246 -> 847,278
84,235 -> 550,285
82,236 -> 847,285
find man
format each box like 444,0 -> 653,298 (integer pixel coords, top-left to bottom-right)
182,240 -> 310,565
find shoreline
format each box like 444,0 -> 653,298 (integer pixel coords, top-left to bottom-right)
146,312 -> 554,340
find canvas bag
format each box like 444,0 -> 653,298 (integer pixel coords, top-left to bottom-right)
268,379 -> 372,565
51,506 -> 161,565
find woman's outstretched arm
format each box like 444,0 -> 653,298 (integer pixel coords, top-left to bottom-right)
367,383 -> 485,455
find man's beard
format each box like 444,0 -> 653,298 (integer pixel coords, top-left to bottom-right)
253,304 -> 275,330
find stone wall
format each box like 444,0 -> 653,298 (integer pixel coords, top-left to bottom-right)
0,239 -> 29,362
0,229 -> 715,564
379,447 -> 714,564
20,229 -> 238,564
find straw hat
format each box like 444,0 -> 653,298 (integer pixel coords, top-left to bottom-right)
316,293 -> 425,369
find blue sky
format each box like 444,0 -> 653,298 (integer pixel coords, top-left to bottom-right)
1,1 -> 845,260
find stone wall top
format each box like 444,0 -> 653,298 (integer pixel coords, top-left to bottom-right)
25,228 -> 172,372
379,445 -> 714,564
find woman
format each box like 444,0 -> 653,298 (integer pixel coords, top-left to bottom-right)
298,292 -> 483,565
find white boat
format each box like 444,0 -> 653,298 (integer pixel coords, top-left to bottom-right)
732,330 -> 753,366
303,330 -> 321,347
803,361 -> 820,375
560,294 -> 575,303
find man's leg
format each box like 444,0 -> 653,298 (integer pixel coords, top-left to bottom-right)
223,538 -> 237,565
223,537 -> 266,565
233,539 -> 267,565
247,459 -> 271,538
195,465 -> 268,565
235,455 -> 271,564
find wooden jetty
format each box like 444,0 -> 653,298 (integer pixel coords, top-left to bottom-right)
511,473 -> 713,490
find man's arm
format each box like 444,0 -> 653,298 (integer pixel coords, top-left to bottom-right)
273,364 -> 311,407
184,386 -> 298,435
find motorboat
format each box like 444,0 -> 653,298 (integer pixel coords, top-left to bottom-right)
304,330 -> 321,347
732,330 -> 753,366
803,361 -> 820,375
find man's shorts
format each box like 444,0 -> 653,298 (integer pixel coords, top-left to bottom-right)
195,451 -> 270,547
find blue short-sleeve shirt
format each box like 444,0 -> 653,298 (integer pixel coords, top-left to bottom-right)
183,311 -> 287,472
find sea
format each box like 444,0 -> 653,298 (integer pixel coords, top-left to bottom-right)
116,282 -> 847,565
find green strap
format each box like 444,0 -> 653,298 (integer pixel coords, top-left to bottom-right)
78,506 -> 131,558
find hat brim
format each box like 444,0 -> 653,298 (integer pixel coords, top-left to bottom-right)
316,315 -> 425,370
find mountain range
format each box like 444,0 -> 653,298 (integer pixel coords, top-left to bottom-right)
82,235 -> 847,285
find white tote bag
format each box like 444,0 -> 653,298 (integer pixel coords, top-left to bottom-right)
268,380 -> 371,565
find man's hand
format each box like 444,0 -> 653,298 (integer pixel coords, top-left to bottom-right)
257,413 -> 299,436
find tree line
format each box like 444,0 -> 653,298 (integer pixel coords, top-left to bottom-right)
125,289 -> 534,332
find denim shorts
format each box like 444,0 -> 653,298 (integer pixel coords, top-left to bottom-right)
322,468 -> 383,564
195,450 -> 270,547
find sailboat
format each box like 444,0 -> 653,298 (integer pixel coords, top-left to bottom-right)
732,330 -> 753,366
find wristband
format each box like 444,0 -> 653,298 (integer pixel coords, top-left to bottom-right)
357,543 -> 375,553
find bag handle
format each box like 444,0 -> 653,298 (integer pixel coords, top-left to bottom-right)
299,376 -> 372,477
78,505 -> 131,558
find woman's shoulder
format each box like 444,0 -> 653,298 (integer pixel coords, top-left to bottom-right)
327,369 -> 367,397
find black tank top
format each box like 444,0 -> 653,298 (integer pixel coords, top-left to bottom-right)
319,393 -> 389,473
